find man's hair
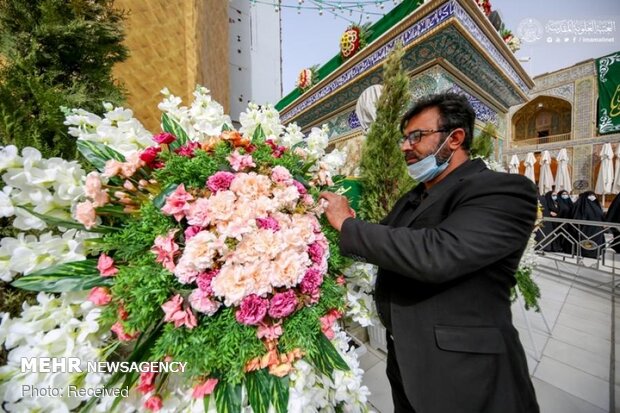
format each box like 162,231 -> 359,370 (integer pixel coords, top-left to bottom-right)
399,92 -> 476,150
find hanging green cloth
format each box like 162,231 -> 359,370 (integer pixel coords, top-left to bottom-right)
597,51 -> 620,134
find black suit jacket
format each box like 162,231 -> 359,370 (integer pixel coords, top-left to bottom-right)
340,159 -> 540,413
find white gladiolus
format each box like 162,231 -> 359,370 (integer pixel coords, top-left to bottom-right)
280,122 -> 305,147
305,125 -> 330,159
0,186 -> 14,217
0,145 -> 22,171
189,86 -> 232,137
321,148 -> 348,174
239,102 -> 283,139
343,263 -> 379,327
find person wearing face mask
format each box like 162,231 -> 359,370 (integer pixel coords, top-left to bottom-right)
556,190 -> 575,253
536,190 -> 562,252
319,93 -> 539,413
571,191 -> 605,258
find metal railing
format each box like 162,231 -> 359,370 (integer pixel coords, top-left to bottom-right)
512,132 -> 572,148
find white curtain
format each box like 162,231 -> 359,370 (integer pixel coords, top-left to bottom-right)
509,154 -> 520,174
355,85 -> 383,132
554,148 -> 572,193
538,150 -> 554,195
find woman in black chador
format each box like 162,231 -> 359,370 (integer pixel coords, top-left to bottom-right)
536,191 -> 562,252
605,193 -> 620,253
556,190 -> 575,253
572,191 -> 605,258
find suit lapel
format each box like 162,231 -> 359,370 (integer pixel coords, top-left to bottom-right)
404,159 -> 487,227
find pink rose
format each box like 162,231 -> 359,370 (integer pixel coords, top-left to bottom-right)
235,294 -> 268,326
111,322 -> 138,341
140,146 -> 162,166
268,290 -> 297,319
144,395 -> 163,411
161,184 -> 193,221
270,166 -> 293,185
196,269 -> 218,294
192,378 -> 218,399
153,132 -> 176,145
206,171 -> 235,193
256,217 -> 280,231
137,371 -> 157,394
97,253 -> 118,277
174,142 -> 200,158
300,268 -> 323,294
188,289 -> 221,315
88,286 -> 112,306
75,200 -> 96,229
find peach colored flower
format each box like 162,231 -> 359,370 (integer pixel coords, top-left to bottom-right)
192,378 -> 218,399
97,253 -> 118,277
206,190 -> 236,222
161,184 -> 194,221
75,200 -> 96,229
269,362 -> 293,377
84,171 -> 109,207
111,322 -> 138,341
186,198 -> 211,227
87,286 -> 111,306
188,289 -> 221,315
270,165 -> 293,185
120,152 -> 145,178
103,159 -> 124,178
257,322 -> 283,340
161,294 -> 198,329
227,150 -> 255,171
151,230 -> 180,272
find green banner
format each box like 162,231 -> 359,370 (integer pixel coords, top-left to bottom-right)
597,51 -> 620,134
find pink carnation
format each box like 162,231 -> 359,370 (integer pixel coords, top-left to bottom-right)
111,322 -> 138,341
174,141 -> 200,158
161,184 -> 193,221
300,267 -> 323,294
151,230 -> 180,271
256,217 -> 280,231
235,294 -> 268,326
268,290 -> 297,319
103,159 -> 123,178
188,289 -> 221,315
84,172 -> 109,207
184,225 -> 202,241
97,253 -> 119,277
144,395 -> 163,411
137,372 -> 157,394
307,242 -> 325,265
196,270 -> 218,294
88,286 -> 112,306
161,294 -> 197,329
227,150 -> 256,171
270,166 -> 293,185
206,171 -> 235,192
292,180 -> 307,195
320,309 -> 342,340
153,132 -> 176,145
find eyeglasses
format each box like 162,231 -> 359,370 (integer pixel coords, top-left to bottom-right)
399,129 -> 448,146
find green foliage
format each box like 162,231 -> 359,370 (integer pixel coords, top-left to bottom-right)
470,122 -> 496,160
358,43 -> 414,223
320,218 -> 352,275
155,146 -> 223,189
110,256 -> 178,333
11,259 -> 114,292
101,202 -> 175,262
151,308 -> 264,384
512,267 -> 541,312
0,0 -> 128,158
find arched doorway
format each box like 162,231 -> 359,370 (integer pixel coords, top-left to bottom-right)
512,96 -> 572,147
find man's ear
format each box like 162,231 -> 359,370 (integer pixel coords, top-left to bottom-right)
448,128 -> 466,150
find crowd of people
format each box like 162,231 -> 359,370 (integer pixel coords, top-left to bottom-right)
536,188 -> 620,258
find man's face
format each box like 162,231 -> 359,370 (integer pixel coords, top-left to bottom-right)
400,107 -> 451,166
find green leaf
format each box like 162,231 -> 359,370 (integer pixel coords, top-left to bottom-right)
222,123 -> 233,131
214,381 -> 242,413
11,259 -> 113,292
95,204 -> 127,217
271,375 -> 289,413
308,333 -> 350,376
152,183 -> 179,209
252,125 -> 265,143
161,113 -> 189,149
77,140 -> 126,172
246,369 -> 271,413
18,206 -> 118,233
203,394 -> 212,412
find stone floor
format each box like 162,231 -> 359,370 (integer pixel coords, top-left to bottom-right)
356,255 -> 617,412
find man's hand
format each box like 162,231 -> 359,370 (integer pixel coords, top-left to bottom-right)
319,191 -> 356,232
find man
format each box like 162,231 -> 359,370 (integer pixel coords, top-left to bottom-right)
320,92 -> 539,413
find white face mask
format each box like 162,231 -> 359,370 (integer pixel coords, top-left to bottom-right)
588,195 -> 597,201
406,132 -> 454,182
561,194 -> 570,200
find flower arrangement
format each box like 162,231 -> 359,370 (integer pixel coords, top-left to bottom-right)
296,65 -> 319,92
475,0 -> 492,17
339,24 -> 370,60
0,87 -> 368,412
500,28 -> 521,53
